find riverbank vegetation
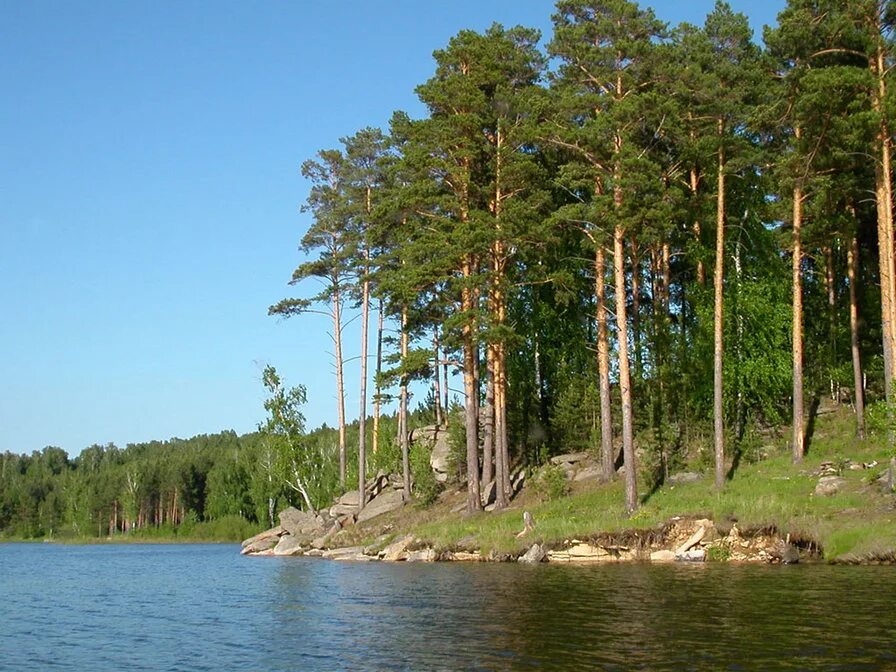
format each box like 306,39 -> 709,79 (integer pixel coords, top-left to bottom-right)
4,0 -> 896,549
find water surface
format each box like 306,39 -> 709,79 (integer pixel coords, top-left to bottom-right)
1,543 -> 893,670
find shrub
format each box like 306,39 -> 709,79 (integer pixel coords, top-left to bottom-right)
531,464 -> 569,501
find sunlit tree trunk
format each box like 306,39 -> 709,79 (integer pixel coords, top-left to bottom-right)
400,305 -> 411,499
372,299 -> 384,454
595,245 -> 614,481
848,233 -> 866,439
713,121 -> 726,489
792,172 -> 805,464
332,286 -> 347,488
357,249 -> 370,512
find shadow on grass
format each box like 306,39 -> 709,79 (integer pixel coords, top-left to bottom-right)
803,394 -> 822,457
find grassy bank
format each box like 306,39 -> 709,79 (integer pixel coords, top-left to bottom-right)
346,405 -> 896,562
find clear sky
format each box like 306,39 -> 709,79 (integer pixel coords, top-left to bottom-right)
0,0 -> 785,456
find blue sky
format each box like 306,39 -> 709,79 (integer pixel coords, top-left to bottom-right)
0,0 -> 784,455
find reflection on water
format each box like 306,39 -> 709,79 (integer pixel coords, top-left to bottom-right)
1,543 -> 894,671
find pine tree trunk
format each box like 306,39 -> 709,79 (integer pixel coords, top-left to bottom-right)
372,299 -> 384,455
689,125 -> 705,286
357,260 -> 370,512
713,124 -> 726,489
614,224 -> 637,513
824,245 -> 837,400
872,41 -> 896,404
848,233 -> 866,439
433,330 -> 443,426
630,243 -> 643,384
462,256 -> 482,513
400,305 -> 411,500
333,286 -> 347,488
596,245 -> 615,481
792,176 -> 805,463
443,341 -> 450,427
483,349 -> 495,489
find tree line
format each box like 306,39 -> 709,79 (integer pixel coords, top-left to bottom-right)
271,0 -> 896,515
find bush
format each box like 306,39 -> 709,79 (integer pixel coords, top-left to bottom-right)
531,464 -> 569,501
410,441 -> 441,507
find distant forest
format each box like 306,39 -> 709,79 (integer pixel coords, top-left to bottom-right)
6,0 -> 896,537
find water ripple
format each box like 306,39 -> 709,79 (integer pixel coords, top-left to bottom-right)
1,544 -> 895,670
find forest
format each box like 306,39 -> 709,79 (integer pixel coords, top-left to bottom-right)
4,0 -> 896,539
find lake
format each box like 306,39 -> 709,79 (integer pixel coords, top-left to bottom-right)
1,543 -> 893,670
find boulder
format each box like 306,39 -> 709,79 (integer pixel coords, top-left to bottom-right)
311,522 -> 342,550
279,507 -> 325,537
429,429 -> 451,483
321,546 -> 366,560
677,548 -> 706,562
550,452 -> 589,465
511,470 -> 526,494
574,465 -> 603,482
272,534 -> 305,556
518,544 -> 546,565
330,503 -> 357,517
240,526 -> 283,555
380,534 -> 415,561
405,548 -> 436,562
667,472 -> 702,486
650,550 -> 677,562
815,475 -> 846,497
357,488 -> 405,523
548,543 -> 612,563
336,490 -> 360,507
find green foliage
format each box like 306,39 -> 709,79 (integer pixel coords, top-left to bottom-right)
530,464 -> 570,502
410,441 -> 440,507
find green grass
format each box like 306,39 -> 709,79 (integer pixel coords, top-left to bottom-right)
406,406 -> 896,561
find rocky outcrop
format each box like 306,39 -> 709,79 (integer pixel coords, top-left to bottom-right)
240,526 -> 283,555
358,488 -> 405,523
272,534 -> 305,556
410,425 -> 451,483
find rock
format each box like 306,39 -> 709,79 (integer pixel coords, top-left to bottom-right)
380,535 -> 415,561
315,521 -> 343,548
410,425 -> 438,442
481,480 -> 496,506
518,544 -> 546,564
329,503 -> 357,517
550,451 -> 590,465
429,429 -> 451,483
304,548 -> 323,557
667,472 -> 702,486
449,551 -> 481,562
405,548 -> 436,563
322,546 -> 366,561
336,490 -> 360,507
677,548 -> 706,562
366,473 -> 390,499
450,501 -> 467,514
650,550 -> 677,562
780,544 -> 800,565
279,507 -> 325,537
357,488 -> 405,523
616,465 -> 626,476
548,543 -> 612,563
574,465 -> 603,482
272,534 -> 305,556
815,475 -> 846,496
240,526 -> 283,554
